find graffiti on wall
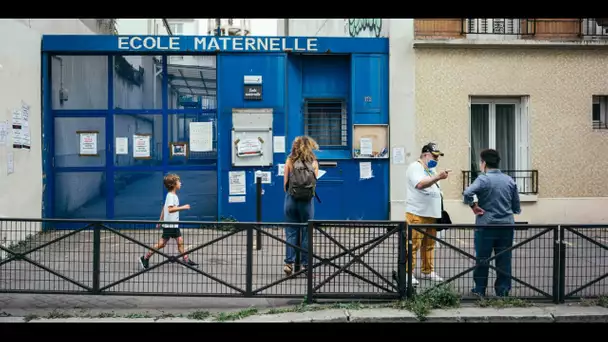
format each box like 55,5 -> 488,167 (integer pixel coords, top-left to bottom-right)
346,19 -> 383,38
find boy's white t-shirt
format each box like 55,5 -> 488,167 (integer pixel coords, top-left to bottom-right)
405,161 -> 442,219
163,192 -> 180,228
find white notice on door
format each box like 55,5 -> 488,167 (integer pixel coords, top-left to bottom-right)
189,122 -> 213,152
79,132 -> 98,156
359,162 -> 373,180
229,171 -> 246,195
273,136 -> 285,153
116,137 -> 128,155
133,135 -> 151,158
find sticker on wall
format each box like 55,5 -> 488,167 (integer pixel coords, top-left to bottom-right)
277,163 -> 285,176
392,147 -> 405,164
254,170 -> 271,184
78,131 -> 99,156
133,134 -> 151,159
116,137 -> 128,155
189,122 -> 213,152
359,162 -> 373,180
229,196 -> 246,203
7,152 -> 14,175
229,171 -> 246,195
273,136 -> 285,153
0,120 -> 9,146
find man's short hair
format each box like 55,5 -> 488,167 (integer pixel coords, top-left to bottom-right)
480,149 -> 500,169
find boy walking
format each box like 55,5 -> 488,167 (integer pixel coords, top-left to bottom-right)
139,174 -> 198,269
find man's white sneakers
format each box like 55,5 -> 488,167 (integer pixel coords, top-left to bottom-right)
419,272 -> 444,282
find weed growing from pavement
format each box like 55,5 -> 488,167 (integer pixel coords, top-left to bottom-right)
476,297 -> 532,308
214,307 -> 258,321
580,296 -> 608,308
393,284 -> 461,320
187,310 -> 211,320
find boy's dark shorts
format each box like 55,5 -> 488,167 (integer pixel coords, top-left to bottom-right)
162,228 -> 182,239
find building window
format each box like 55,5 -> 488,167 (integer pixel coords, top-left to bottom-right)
466,18 -> 524,35
470,96 -> 533,193
303,99 -> 347,148
169,23 -> 184,35
592,95 -> 608,129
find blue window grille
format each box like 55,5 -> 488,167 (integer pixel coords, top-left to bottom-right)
303,99 -> 347,148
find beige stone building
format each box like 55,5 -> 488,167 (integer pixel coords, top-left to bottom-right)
414,18 -> 608,224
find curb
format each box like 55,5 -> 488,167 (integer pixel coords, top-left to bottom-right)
2,306 -> 607,323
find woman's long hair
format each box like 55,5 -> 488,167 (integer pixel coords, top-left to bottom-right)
288,136 -> 319,164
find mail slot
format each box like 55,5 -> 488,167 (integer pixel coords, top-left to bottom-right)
319,161 -> 338,168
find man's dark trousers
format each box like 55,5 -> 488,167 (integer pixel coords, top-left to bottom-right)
472,227 -> 514,296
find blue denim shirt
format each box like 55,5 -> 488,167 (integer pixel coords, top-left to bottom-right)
463,169 -> 521,225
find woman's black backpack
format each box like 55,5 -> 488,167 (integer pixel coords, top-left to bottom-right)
287,160 -> 317,201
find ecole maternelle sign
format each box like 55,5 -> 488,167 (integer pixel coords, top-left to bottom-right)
118,36 -> 320,53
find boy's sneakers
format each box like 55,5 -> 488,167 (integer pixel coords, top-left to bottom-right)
139,256 -> 149,270
184,259 -> 198,267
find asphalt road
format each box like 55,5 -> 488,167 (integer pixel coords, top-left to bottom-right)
0,225 -> 605,300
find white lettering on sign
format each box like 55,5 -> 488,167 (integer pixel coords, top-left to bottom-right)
118,36 -> 181,50
121,36 -> 320,52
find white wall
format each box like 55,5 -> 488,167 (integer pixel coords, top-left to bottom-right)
0,19 -> 98,255
0,19 -> 165,253
278,19 -> 389,37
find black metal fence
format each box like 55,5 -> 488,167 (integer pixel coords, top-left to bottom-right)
0,218 -> 606,303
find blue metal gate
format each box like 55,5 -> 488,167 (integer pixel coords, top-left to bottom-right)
46,54 -> 218,221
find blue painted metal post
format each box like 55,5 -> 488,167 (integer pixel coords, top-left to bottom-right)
106,56 -> 115,218
41,52 -> 53,221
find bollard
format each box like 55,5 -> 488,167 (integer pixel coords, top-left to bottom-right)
255,175 -> 262,250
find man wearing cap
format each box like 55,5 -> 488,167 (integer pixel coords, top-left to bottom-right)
405,142 -> 450,284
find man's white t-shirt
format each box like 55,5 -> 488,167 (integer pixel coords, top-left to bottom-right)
163,192 -> 180,228
405,161 -> 442,219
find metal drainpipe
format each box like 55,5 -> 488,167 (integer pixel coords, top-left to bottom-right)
284,18 -> 289,36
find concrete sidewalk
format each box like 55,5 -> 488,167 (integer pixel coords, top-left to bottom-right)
1,304 -> 607,323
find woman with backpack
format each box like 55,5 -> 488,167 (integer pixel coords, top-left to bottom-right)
283,136 -> 319,276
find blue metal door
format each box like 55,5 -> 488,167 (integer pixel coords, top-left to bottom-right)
47,54 -> 218,221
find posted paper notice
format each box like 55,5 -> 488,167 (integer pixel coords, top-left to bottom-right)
273,136 -> 285,153
116,137 -> 128,155
360,138 -> 373,156
79,132 -> 98,156
229,171 -> 246,195
359,162 -> 373,180
133,135 -> 151,158
392,147 -> 405,164
189,122 -> 213,152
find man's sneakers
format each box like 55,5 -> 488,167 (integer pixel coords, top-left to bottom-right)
411,276 -> 420,286
139,256 -> 149,270
419,272 -> 444,282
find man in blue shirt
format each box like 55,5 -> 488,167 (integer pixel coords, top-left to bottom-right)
463,149 -> 521,297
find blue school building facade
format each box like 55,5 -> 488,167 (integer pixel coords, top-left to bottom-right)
41,35 -> 390,223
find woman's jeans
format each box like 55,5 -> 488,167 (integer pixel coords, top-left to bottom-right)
284,193 -> 314,266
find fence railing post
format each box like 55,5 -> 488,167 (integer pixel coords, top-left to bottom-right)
92,223 -> 101,294
406,223 -> 413,299
306,221 -> 314,304
295,228 -> 301,273
255,176 -> 262,250
246,223 -> 253,296
559,225 -> 566,303
552,225 -> 560,304
397,222 -> 407,300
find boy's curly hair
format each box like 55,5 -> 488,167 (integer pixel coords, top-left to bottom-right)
163,173 -> 180,191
